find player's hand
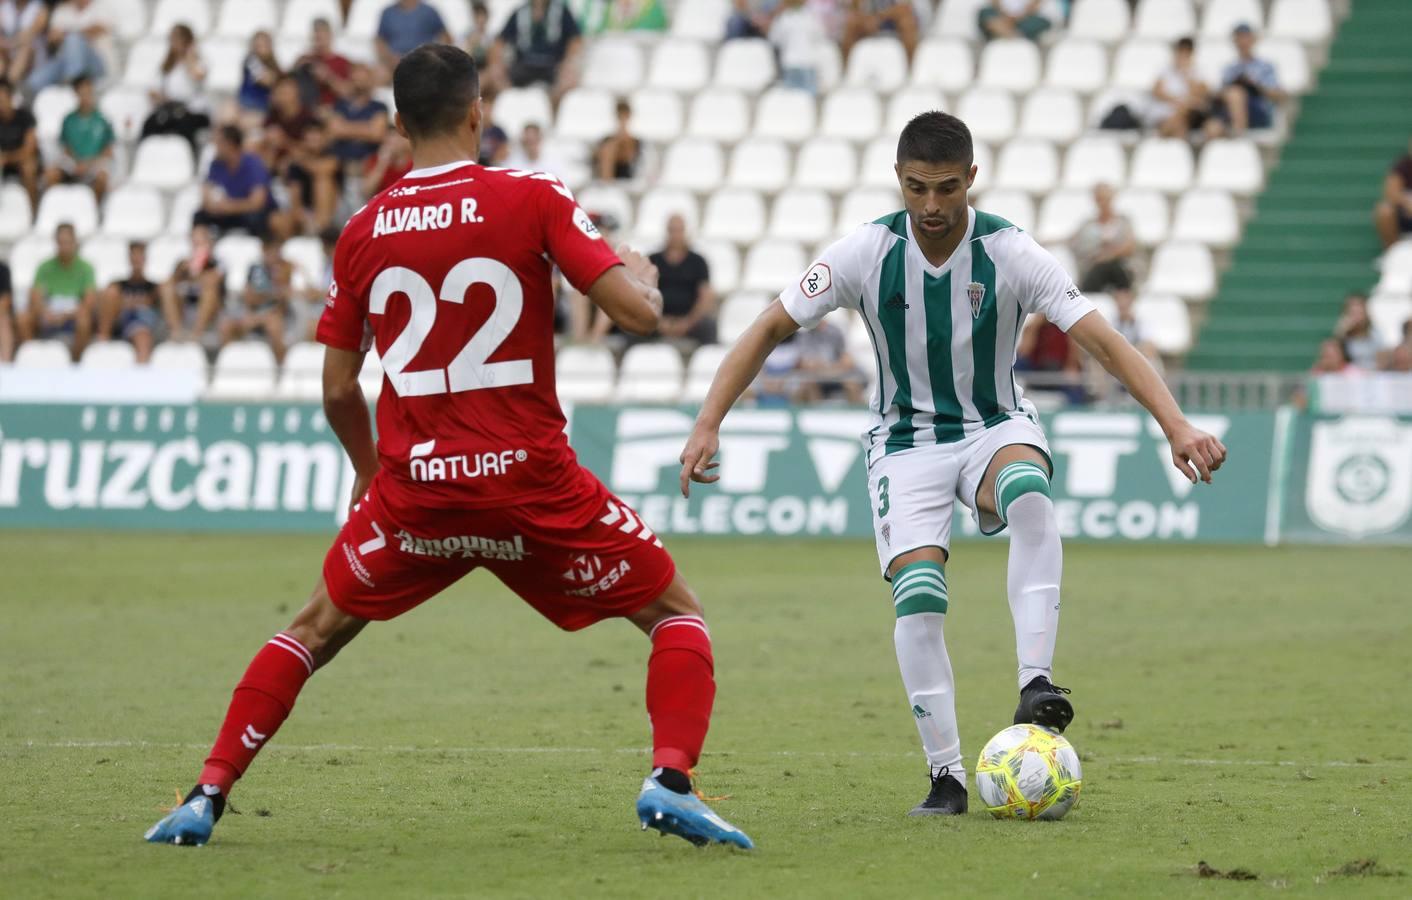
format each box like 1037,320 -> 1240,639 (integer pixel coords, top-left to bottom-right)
617,243 -> 659,289
1167,421 -> 1227,485
678,426 -> 721,498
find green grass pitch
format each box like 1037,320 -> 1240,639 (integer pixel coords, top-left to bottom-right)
2,532 -> 1409,898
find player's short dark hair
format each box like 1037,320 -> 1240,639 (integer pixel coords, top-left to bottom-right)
897,111 -> 973,168
394,44 -> 480,141
1175,36 -> 1195,53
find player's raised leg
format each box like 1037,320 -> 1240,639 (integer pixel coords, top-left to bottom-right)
976,444 -> 1074,733
144,580 -> 367,846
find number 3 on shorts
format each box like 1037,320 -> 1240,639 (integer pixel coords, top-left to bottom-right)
876,475 -> 890,518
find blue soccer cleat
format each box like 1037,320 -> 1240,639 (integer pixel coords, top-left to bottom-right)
144,794 -> 215,846
636,777 -> 754,849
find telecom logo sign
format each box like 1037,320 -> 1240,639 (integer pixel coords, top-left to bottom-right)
1305,417 -> 1412,538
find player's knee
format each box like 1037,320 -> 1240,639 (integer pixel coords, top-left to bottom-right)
631,575 -> 706,634
891,560 -> 948,618
285,583 -> 365,665
994,460 -> 1051,526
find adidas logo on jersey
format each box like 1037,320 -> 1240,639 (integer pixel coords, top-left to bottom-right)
885,293 -> 908,311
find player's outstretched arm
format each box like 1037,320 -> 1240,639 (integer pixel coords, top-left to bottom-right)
679,299 -> 801,497
1068,311 -> 1228,485
323,346 -> 379,509
586,245 -> 663,336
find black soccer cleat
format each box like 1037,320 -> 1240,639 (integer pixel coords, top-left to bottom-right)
907,766 -> 968,817
1013,676 -> 1074,733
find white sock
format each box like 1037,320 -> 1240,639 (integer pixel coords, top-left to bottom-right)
891,560 -> 964,782
1004,491 -> 1063,690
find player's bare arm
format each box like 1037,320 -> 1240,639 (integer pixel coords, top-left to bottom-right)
586,244 -> 663,336
679,299 -> 801,497
1068,311 -> 1228,484
322,345 -> 378,507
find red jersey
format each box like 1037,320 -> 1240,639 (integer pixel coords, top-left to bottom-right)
316,160 -> 621,509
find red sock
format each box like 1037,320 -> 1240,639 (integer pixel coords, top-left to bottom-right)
198,633 -> 314,796
646,616 -> 715,773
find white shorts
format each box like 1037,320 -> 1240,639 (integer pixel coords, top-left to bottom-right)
866,416 -> 1052,579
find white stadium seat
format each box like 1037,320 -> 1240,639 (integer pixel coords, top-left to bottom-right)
344,0 -> 385,39
1112,39 -> 1170,91
279,0 -> 343,40
167,186 -> 202,236
1133,0 -> 1196,41
278,341 -> 324,399
1137,294 -> 1193,355
581,38 -> 645,94
14,340 -> 72,368
837,187 -> 900,235
647,39 -> 711,93
1197,139 -> 1264,195
994,140 -> 1060,194
102,186 -> 167,242
752,88 -> 816,143
860,137 -> 897,189
956,88 -> 1016,143
742,240 -> 806,293
557,345 -> 617,404
933,0 -> 989,38
615,344 -> 684,403
1172,189 -> 1241,247
910,39 -> 975,94
1047,244 -> 1080,281
1379,241 -> 1412,285
80,341 -> 138,370
123,37 -> 167,89
971,141 -> 995,194
1369,294 -> 1412,347
769,189 -> 833,244
151,0 -> 214,37
1194,38 -> 1237,87
202,38 -> 248,94
108,0 -> 149,41
131,136 -> 196,191
671,0 -> 730,41
35,185 -> 99,239
1269,0 -> 1333,44
659,139 -> 725,191
554,89 -> 615,142
717,293 -> 771,344
1063,136 -> 1127,189
697,238 -> 741,293
845,37 -> 909,94
575,184 -> 634,235
0,183 -> 34,243
978,191 -> 1036,234
1147,242 -> 1216,300
683,344 -> 730,403
1201,0 -> 1264,40
1261,39 -> 1311,94
213,234 -> 264,292
794,139 -> 857,192
702,189 -> 767,244
99,88 -> 152,143
146,235 -> 193,281
10,235 -> 55,302
713,39 -> 776,93
820,89 -> 881,142
1069,0 -> 1132,43
427,0 -> 471,39
151,341 -> 208,376
886,87 -> 947,134
688,88 -> 751,142
81,235 -> 131,286
1018,88 -> 1083,143
1036,189 -> 1098,244
634,188 -> 700,247
727,139 -> 791,192
1045,39 -> 1109,95
206,341 -> 278,399
1115,188 -> 1171,246
33,86 -> 76,145
214,0 -> 278,39
978,39 -> 1042,93
494,87 -> 553,140
281,237 -> 326,286
1130,138 -> 1195,193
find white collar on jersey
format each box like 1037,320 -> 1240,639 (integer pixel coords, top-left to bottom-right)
906,206 -> 976,277
403,159 -> 478,180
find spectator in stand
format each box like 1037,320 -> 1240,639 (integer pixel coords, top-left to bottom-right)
17,222 -> 97,359
1383,320 -> 1412,372
1017,314 -> 1084,403
0,258 -> 13,361
769,0 -> 826,95
1217,23 -> 1284,136
196,123 -> 275,238
97,240 -> 160,363
364,130 -> 413,196
140,23 -> 210,154
1148,36 -> 1221,140
220,238 -> 291,362
1110,290 -> 1161,367
792,317 -> 865,404
235,31 -> 282,131
286,120 -> 341,235
25,0 -> 108,93
293,18 -> 352,107
650,214 -> 717,346
1309,337 -> 1355,375
465,1 -> 492,69
0,77 -> 40,207
329,63 -> 389,179
1072,183 -> 1137,297
286,226 -> 338,343
160,223 -> 223,343
1332,292 -> 1383,370
506,122 -> 565,174
376,0 -> 450,80
489,0 -> 583,101
477,86 -> 509,165
842,0 -> 919,63
43,0 -> 114,74
725,1 -> 775,40
978,0 -> 1053,42
593,98 -> 639,181
44,75 -> 114,202
1,0 -> 47,86
1374,136 -> 1412,249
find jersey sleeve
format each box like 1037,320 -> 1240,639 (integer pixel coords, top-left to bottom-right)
1011,231 -> 1096,332
537,178 -> 622,294
779,226 -> 871,329
315,229 -> 372,352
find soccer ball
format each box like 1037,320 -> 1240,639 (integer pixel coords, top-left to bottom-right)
974,724 -> 1082,820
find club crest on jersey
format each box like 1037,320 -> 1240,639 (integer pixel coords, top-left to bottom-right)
967,282 -> 986,318
801,262 -> 831,299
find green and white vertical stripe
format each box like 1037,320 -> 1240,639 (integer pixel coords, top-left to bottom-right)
994,461 -> 1051,524
891,561 -> 948,617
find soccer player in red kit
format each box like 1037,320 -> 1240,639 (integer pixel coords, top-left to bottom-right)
145,44 -> 753,850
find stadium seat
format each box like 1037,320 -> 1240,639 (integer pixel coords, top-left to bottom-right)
932,0 -> 989,38
686,88 -> 750,143
1047,243 -> 1080,281
1069,0 -> 1132,43
33,85 -> 76,146
1379,240 -> 1412,282
683,344 -> 730,403
1137,294 -> 1193,355
1044,39 -> 1109,95
582,38 -> 645,94
213,234 -> 264,292
742,240 -> 806,293
554,88 -> 615,142
977,39 -> 1042,93
1133,0 -> 1196,41
1036,189 -> 1098,244
575,183 -> 634,235
1200,0 -> 1264,40
1130,138 -> 1195,193
1260,39 -> 1311,94
122,37 -> 167,89
131,136 -> 196,191
279,0 -> 342,40
214,0 -> 278,39
909,39 -> 975,94
971,141 -> 995,194
994,140 -> 1059,195
615,344 -> 684,403
13,340 -> 72,368
659,139 -> 725,191
167,186 -> 202,236
886,87 -> 947,134
977,191 -> 1036,233
1197,139 -> 1264,195
102,186 -> 167,242
713,39 -> 776,93
107,0 -> 148,41
701,188 -> 767,244
635,188 -> 700,247
836,187 -> 900,235
647,38 -> 712,93
1369,293 -> 1412,346
1147,242 -> 1215,300
282,236 -> 326,285
670,0 -> 730,41
751,88 -> 816,143
794,139 -> 858,192
820,89 -> 881,142
80,341 -> 138,370
1115,188 -> 1171,246
717,293 -> 770,344
494,87 -> 554,140
1269,0 -> 1333,43
202,38 -> 248,94
845,36 -> 909,94
1172,189 -> 1240,247
277,341 -> 326,399
151,0 -> 214,37
35,185 -> 99,239
81,234 -> 132,286
9,234 -> 54,301
427,0 -> 471,38
956,88 -> 1016,143
146,235 -> 192,281
344,0 -> 384,39
860,137 -> 897,189
1194,37 -> 1237,87
0,182 -> 33,243
1112,38 -> 1169,91
556,345 -> 617,404
99,87 -> 152,143
727,139 -> 791,192
207,341 -> 278,399
697,238 -> 741,294
769,189 -> 833,244
1018,88 -> 1083,143
150,341 -> 208,376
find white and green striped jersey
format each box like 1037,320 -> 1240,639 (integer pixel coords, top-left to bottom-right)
779,207 -> 1096,460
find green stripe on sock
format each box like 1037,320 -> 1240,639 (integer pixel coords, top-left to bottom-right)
995,462 -> 1050,524
892,561 -> 948,617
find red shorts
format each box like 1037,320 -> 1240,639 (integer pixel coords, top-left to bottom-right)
322,467 -> 676,630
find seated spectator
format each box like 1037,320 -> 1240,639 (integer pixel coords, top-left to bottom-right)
978,0 -> 1053,43
770,0 -> 826,95
236,31 -> 282,129
1374,137 -> 1412,249
286,226 -> 339,343
43,75 -> 114,202
25,0 -> 108,93
160,224 -> 223,342
1333,292 -> 1383,370
293,18 -> 351,106
793,317 -> 865,404
593,98 -> 639,181
97,240 -> 160,363
842,1 -> 919,62
1,0 -> 46,86
477,87 -> 510,166
1384,320 -> 1412,372
364,130 -> 413,196
725,1 -> 775,41
506,122 -> 564,174
220,238 -> 291,362
195,124 -> 275,238
329,64 -> 390,176
286,120 -> 341,234
0,77 -> 40,206
489,0 -> 583,101
1217,23 -> 1284,135
17,222 -> 97,359
140,23 -> 210,154
465,1 -> 492,69
263,75 -> 318,172
0,258 -> 13,361
1310,337 -> 1355,375
1148,36 -> 1221,140
650,214 -> 717,346
377,0 -> 450,79
1072,183 -> 1136,296
1017,314 -> 1084,403
1110,290 -> 1161,368
756,332 -> 801,405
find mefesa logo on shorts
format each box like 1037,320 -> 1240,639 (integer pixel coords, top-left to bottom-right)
395,529 -> 529,561
408,439 -> 527,483
561,553 -> 632,598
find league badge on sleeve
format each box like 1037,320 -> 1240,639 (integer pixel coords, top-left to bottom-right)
967,282 -> 986,318
801,262 -> 832,299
